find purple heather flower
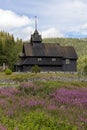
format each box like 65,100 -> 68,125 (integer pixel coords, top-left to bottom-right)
50,88 -> 87,108
0,124 -> 7,130
6,109 -> 14,117
21,82 -> 34,89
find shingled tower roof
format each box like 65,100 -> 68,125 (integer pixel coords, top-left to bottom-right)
30,16 -> 42,43
30,29 -> 42,43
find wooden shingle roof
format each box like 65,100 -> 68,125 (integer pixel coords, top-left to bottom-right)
23,42 -> 77,59
61,46 -> 78,59
23,43 -> 63,57
30,29 -> 42,43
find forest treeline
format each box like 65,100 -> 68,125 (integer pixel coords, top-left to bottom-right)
0,31 -> 87,73
0,31 -> 22,70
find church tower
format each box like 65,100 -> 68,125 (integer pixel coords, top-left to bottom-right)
30,16 -> 42,44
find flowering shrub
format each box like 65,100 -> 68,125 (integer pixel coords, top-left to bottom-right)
0,81 -> 87,129
50,88 -> 87,108
0,124 -> 7,130
0,87 -> 20,97
19,82 -> 35,95
18,97 -> 45,109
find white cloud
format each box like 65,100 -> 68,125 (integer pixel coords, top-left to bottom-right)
0,9 -> 33,30
0,8 -> 35,40
25,0 -> 87,38
0,8 -> 64,40
12,27 -> 34,41
80,24 -> 87,30
1,0 -> 87,39
68,22 -> 87,33
13,27 -> 63,41
42,28 -> 63,38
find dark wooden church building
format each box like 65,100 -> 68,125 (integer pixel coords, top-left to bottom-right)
14,21 -> 78,72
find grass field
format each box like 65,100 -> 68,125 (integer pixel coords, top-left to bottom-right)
0,72 -> 87,130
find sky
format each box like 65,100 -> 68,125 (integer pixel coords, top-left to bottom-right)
0,0 -> 87,40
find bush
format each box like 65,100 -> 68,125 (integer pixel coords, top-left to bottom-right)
5,68 -> 12,75
31,65 -> 41,73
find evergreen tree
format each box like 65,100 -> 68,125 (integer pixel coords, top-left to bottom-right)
0,31 -> 22,70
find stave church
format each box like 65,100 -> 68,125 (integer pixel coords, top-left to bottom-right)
14,18 -> 78,72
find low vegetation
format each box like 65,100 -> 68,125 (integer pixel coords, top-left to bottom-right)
0,80 -> 87,130
31,65 -> 41,73
5,68 -> 12,75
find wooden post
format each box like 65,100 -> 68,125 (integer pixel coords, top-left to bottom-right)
3,63 -> 6,71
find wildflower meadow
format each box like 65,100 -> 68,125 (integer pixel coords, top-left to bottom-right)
0,80 -> 87,130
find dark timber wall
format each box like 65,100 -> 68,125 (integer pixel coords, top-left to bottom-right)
62,60 -> 77,72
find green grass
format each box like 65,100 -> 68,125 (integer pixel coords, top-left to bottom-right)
0,110 -> 77,130
0,71 -> 86,79
0,72 -> 87,88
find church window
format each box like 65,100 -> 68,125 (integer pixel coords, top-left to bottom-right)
52,58 -> 56,61
38,58 -> 42,61
66,59 -> 70,64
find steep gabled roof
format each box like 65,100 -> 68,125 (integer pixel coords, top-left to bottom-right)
23,43 -> 33,56
23,42 -> 77,59
23,43 -> 63,57
61,46 -> 78,59
43,43 -> 62,57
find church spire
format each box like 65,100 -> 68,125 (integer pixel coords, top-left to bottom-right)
35,16 -> 37,30
30,16 -> 42,43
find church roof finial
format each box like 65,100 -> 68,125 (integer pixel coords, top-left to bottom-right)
35,16 -> 37,30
